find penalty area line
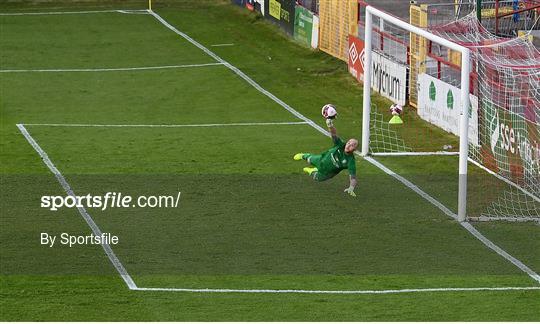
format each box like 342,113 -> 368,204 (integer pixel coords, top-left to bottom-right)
21,121 -> 310,128
132,286 -> 540,294
0,62 -> 225,73
16,124 -> 138,290
0,9 -> 148,16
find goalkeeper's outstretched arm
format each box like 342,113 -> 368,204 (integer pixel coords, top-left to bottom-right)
350,175 -> 357,189
345,175 -> 357,197
343,175 -> 358,197
326,118 -> 338,141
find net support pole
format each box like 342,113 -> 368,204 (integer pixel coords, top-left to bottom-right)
457,49 -> 471,222
361,10 -> 373,156
477,0 -> 482,22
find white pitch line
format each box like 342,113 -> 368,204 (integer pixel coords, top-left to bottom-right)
461,222 -> 540,283
468,157 -> 540,204
148,10 -> 328,137
0,62 -> 224,73
364,156 -> 458,220
21,121 -> 309,128
372,151 -> 459,156
116,9 -> 148,15
211,43 -> 235,47
17,120 -> 539,295
365,156 -> 540,284
133,286 -> 540,294
16,124 -> 138,290
148,10 -> 540,286
0,9 -> 147,16
15,10 -> 537,295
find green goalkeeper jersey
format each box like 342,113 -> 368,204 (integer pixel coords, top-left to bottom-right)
316,137 -> 356,177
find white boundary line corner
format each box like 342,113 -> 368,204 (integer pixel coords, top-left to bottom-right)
16,123 -> 138,290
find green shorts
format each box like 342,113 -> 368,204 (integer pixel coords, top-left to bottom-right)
307,155 -> 336,182
307,154 -> 322,168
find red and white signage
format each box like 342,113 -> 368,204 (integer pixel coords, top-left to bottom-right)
348,35 -> 365,82
348,35 -> 407,106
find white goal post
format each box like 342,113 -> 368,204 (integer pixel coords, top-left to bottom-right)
360,5 -> 471,222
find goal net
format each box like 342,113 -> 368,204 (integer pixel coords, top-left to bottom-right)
359,5 -> 540,223
429,14 -> 540,222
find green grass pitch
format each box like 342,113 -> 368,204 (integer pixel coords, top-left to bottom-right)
1,0 -> 539,321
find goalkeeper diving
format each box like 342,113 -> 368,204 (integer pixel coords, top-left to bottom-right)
293,104 -> 359,196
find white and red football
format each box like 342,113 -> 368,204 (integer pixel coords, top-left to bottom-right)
390,104 -> 403,116
321,104 -> 337,119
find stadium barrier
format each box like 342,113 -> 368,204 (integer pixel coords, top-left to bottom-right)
265,0 -> 296,35
294,5 -> 319,48
232,0 -> 319,48
318,0 -> 358,61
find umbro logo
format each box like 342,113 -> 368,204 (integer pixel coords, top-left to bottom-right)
359,48 -> 365,71
349,41 -> 366,71
349,42 -> 359,64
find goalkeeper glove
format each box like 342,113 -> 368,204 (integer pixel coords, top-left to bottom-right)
344,186 -> 356,197
325,118 -> 334,128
